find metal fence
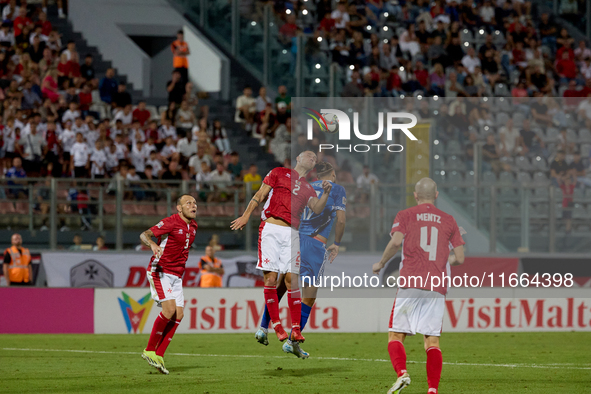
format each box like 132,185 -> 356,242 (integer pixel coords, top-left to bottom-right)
1,177 -> 588,253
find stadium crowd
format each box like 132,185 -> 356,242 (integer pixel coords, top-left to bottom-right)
0,2 -> 260,211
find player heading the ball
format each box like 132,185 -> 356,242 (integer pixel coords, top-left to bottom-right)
373,178 -> 465,394
231,151 -> 332,344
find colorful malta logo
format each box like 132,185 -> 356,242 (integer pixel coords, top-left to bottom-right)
303,108 -> 339,134
118,292 -> 153,334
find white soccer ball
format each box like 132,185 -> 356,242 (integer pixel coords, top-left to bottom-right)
321,113 -> 339,133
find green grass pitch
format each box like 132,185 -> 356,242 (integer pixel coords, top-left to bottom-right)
1,332 -> 590,393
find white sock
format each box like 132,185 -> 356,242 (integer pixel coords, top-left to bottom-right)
260,327 -> 268,333
58,8 -> 64,16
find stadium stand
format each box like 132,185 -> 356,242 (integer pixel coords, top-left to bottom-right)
0,0 -> 590,252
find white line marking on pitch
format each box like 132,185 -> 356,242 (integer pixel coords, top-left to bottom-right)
2,348 -> 591,370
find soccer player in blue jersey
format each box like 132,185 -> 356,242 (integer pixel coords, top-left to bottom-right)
255,162 -> 347,358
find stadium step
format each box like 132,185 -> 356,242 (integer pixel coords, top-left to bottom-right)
47,10 -> 144,101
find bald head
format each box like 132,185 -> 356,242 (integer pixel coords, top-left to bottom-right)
414,178 -> 438,203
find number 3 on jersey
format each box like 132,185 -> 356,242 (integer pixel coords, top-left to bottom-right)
420,226 -> 438,261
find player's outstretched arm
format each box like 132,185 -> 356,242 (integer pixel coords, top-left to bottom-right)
231,183 -> 271,230
373,231 -> 403,275
140,229 -> 162,259
309,180 -> 333,214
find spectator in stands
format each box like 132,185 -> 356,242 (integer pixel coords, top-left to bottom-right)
556,50 -> 577,85
198,246 -> 224,288
227,151 -> 243,181
209,119 -> 231,155
550,151 -> 569,187
255,86 -> 271,113
171,30 -> 190,83
176,130 -> 197,167
6,157 -> 27,199
127,166 -> 144,200
19,123 -> 44,175
560,173 -> 576,234
70,132 -> 90,178
167,70 -> 185,105
132,101 -> 151,127
113,83 -> 132,109
195,161 -> 212,197
3,233 -> 32,286
275,85 -> 291,112
69,234 -> 83,251
175,100 -> 196,131
99,68 -> 118,105
243,163 -> 261,192
235,86 -> 256,132
161,160 -> 182,185
41,67 -> 59,103
208,162 -> 233,202
341,70 -> 364,97
356,165 -> 378,204
113,104 -> 133,126
270,117 -> 291,165
569,150 -> 591,187
13,6 -> 32,39
80,54 -> 95,86
482,133 -> 501,174
93,236 -> 108,251
209,234 -> 223,252
499,118 -> 520,157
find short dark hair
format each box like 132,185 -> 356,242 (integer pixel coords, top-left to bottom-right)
177,30 -> 184,35
315,161 -> 334,178
85,54 -> 93,58
145,164 -> 153,170
176,193 -> 194,205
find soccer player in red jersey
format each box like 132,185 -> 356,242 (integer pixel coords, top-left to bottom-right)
373,178 -> 465,394
231,151 -> 332,343
139,194 -> 198,374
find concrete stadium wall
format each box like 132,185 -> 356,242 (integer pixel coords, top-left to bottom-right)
69,0 -> 228,97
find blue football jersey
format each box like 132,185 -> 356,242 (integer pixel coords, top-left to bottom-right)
299,181 -> 346,238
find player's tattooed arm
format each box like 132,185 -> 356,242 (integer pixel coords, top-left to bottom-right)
373,231 -> 404,274
309,180 -> 333,214
231,184 -> 271,230
140,229 -> 162,259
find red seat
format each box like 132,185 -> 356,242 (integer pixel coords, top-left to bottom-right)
88,189 -> 101,199
156,205 -> 168,216
137,204 -> 157,216
122,204 -> 135,215
15,201 -> 29,214
209,205 -> 225,217
103,204 -> 116,214
223,205 -> 236,217
0,202 -> 16,214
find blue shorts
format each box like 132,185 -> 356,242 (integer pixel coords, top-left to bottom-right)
299,235 -> 328,283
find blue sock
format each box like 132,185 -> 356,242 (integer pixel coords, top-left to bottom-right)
300,303 -> 312,331
260,305 -> 271,329
261,292 -> 285,329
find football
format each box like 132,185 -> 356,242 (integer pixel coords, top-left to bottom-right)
321,113 -> 339,133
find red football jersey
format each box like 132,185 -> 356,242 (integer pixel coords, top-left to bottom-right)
147,213 -> 198,277
261,167 -> 316,228
390,203 -> 464,295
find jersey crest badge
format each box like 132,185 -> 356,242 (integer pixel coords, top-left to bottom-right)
156,221 -> 164,228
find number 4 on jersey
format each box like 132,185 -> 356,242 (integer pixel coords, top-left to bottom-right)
420,226 -> 438,261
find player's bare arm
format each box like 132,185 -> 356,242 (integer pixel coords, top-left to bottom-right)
449,245 -> 465,266
308,180 -> 332,214
373,231 -> 404,274
327,210 -> 346,263
2,263 -> 10,286
140,229 -> 162,259
230,183 -> 271,230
